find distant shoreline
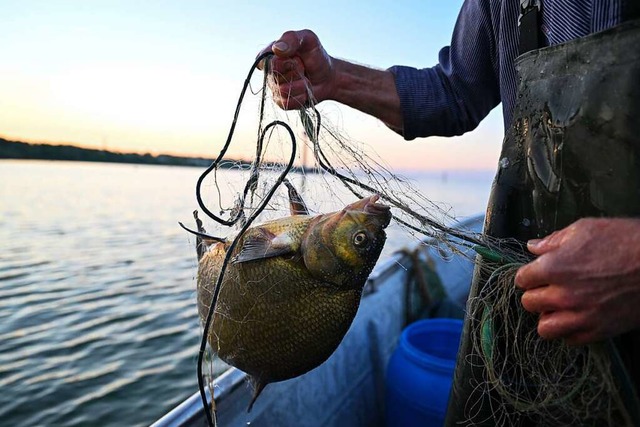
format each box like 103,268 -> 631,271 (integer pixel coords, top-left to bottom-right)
0,137 -> 494,176
0,137 -> 319,174
0,137 -> 243,169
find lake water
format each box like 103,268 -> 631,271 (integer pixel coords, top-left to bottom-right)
0,160 -> 494,427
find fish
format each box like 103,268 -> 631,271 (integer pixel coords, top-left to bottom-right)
194,184 -> 391,411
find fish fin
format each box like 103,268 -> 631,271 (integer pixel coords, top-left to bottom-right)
283,178 -> 309,216
193,210 -> 206,261
247,379 -> 267,413
233,228 -> 295,263
180,220 -> 225,243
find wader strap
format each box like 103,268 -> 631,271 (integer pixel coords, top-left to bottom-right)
518,0 -> 543,54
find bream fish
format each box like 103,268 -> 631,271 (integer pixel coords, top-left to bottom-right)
194,184 -> 391,410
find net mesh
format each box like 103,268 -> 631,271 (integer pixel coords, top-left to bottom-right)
185,53 -> 634,426
465,264 -> 632,426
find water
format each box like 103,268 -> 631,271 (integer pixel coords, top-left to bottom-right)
0,160 -> 493,427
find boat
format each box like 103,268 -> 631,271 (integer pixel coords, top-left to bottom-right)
152,214 -> 484,427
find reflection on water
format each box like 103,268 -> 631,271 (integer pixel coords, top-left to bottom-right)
0,160 -> 493,427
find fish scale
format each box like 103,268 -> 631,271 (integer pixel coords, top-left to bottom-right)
198,244 -> 362,381
195,195 -> 391,410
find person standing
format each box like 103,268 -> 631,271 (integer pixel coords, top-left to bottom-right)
262,1 -> 640,424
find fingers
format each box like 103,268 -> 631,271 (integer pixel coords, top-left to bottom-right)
255,38 -> 295,69
537,311 -> 595,345
272,40 -> 289,54
271,80 -> 309,110
516,241 -> 577,290
255,32 -> 302,64
257,29 -> 320,63
515,218 -> 637,346
526,229 -> 564,255
273,29 -> 320,57
520,286 -> 604,345
516,228 -> 568,289
518,271 -> 599,344
520,285 -> 575,313
264,31 -> 314,72
261,53 -> 310,109
515,256 -> 555,290
269,57 -> 305,84
256,30 -> 321,108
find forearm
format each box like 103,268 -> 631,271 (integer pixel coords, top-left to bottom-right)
330,58 -> 403,134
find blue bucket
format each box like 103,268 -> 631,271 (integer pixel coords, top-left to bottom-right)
385,318 -> 463,427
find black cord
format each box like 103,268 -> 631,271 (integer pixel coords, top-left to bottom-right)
196,121 -> 296,427
188,50 -> 299,427
301,107 -> 489,248
189,51 -> 532,427
301,107 -> 537,262
195,51 -> 274,226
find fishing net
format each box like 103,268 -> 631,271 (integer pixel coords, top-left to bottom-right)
183,52 -> 635,426
465,264 -> 634,426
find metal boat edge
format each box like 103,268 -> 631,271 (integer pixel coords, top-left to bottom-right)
152,214 -> 484,427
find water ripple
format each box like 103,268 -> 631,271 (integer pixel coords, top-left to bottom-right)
0,161 -> 492,427
63,361 -> 123,385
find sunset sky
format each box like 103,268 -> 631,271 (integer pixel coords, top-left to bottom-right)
1,0 -> 505,171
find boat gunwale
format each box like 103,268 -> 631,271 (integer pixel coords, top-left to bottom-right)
152,213 -> 484,427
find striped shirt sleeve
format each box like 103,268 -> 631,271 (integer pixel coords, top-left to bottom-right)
389,0 -> 500,140
388,0 -> 623,141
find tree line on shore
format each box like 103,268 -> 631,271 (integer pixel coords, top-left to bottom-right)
0,137 -> 317,174
0,137 -> 234,168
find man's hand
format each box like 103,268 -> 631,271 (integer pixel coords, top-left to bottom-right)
515,217 -> 640,345
258,29 -> 403,130
258,29 -> 336,109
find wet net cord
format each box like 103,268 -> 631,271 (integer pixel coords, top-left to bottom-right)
467,262 -> 637,426
299,106 -> 530,263
187,50 -> 494,426
192,51 -> 297,427
187,52 -> 535,427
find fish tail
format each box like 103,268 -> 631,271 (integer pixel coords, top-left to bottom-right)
247,379 -> 267,413
178,216 -> 225,259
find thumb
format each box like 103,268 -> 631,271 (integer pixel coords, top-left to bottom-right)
255,38 -> 292,70
275,29 -> 321,58
272,41 -> 290,55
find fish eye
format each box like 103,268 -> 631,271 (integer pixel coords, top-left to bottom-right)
353,231 -> 369,248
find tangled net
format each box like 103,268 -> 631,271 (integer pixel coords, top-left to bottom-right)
184,52 -> 637,426
465,264 -> 635,426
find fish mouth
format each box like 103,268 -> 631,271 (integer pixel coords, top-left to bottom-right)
346,195 -> 392,228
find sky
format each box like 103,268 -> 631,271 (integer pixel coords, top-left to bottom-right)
0,0 -> 505,171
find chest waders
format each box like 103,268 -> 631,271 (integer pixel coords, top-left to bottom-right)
444,13 -> 640,427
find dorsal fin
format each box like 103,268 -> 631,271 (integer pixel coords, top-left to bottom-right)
194,210 -> 207,261
283,179 -> 309,215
